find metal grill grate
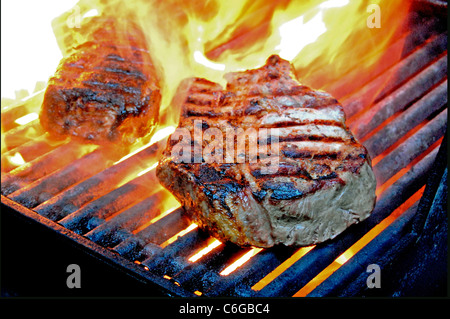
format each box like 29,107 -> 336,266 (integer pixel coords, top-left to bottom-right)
1,1 -> 447,297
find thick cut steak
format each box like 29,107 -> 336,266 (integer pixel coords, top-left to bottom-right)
40,17 -> 161,145
157,55 -> 376,247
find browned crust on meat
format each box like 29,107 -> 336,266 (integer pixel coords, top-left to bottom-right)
40,17 -> 161,145
157,55 -> 376,247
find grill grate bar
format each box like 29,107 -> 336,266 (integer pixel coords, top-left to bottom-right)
84,192 -> 164,248
57,169 -> 160,233
113,206 -> 190,259
1,120 -> 44,152
8,146 -> 122,209
306,199 -> 421,297
1,141 -> 86,196
204,247 -> 295,297
373,108 -> 446,186
170,242 -> 229,290
351,54 -> 447,139
342,32 -> 447,118
141,229 -> 207,273
169,243 -> 245,292
0,91 -> 44,132
364,80 -> 447,158
1,133 -> 56,173
112,207 -> 187,261
34,140 -> 163,219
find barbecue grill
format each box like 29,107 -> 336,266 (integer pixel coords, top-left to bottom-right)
1,0 -> 447,297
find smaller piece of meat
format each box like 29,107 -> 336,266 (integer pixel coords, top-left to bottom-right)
40,17 -> 161,145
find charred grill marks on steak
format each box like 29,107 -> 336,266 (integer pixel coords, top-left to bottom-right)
40,17 -> 161,144
157,55 -> 377,247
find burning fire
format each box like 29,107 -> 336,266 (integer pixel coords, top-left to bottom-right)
2,0 -> 410,164
40,0 -> 410,120
1,0 -> 413,292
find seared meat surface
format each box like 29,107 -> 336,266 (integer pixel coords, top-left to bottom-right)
40,17 -> 161,144
157,55 -> 376,247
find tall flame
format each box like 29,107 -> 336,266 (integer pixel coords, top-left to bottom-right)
2,0 -> 412,181
45,0 -> 410,128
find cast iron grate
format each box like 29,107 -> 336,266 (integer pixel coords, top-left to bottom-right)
1,0 -> 447,297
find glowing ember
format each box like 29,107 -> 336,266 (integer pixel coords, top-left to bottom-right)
160,223 -> 198,248
252,245 -> 314,291
188,239 -> 223,263
334,249 -> 354,265
220,247 -> 263,276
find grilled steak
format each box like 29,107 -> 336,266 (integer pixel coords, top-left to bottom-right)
40,17 -> 161,145
157,55 -> 376,247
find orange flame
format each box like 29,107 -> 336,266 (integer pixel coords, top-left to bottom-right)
2,0 -> 411,154
44,0 -> 410,128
